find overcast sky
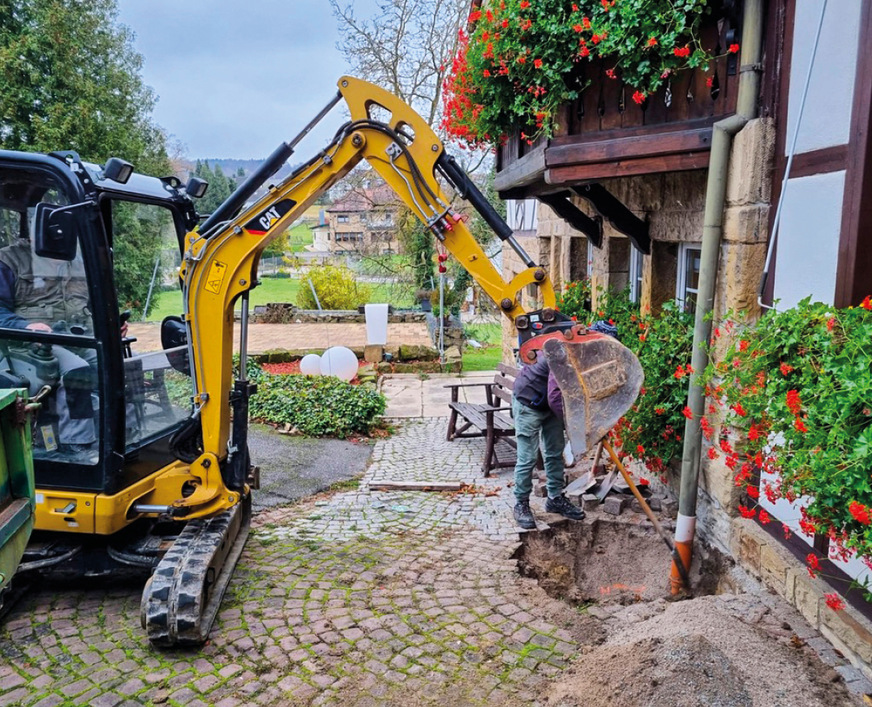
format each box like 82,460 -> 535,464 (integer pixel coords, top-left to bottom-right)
117,1 -> 374,160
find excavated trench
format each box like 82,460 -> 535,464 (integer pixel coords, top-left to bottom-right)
514,514 -> 737,607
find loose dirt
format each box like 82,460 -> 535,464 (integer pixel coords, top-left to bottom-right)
519,515 -> 856,707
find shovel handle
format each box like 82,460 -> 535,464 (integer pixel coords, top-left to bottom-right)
602,440 -> 691,590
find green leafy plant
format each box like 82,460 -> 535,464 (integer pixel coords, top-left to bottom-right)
702,297 -> 872,576
296,264 -> 372,310
249,372 -> 386,437
557,281 -> 694,476
442,0 -> 733,145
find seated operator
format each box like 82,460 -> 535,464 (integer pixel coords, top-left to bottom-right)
0,234 -> 100,456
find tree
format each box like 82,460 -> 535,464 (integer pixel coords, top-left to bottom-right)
330,0 -> 469,128
0,0 -> 169,175
0,0 -> 172,315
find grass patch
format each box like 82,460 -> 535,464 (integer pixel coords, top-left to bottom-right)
145,276 -> 416,321
287,223 -> 313,253
329,476 -> 362,492
462,345 -> 503,372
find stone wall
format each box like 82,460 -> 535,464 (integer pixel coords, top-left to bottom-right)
253,304 -> 427,324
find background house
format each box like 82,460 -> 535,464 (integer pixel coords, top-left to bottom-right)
324,181 -> 401,255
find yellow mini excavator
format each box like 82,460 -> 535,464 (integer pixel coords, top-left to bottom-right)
0,77 -> 642,646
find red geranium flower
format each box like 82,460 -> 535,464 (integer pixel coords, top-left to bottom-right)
533,58 -> 543,69
786,389 -> 801,415
731,403 -> 747,417
779,362 -> 793,376
758,509 -> 771,524
682,406 -> 693,420
861,295 -> 872,310
673,46 -> 691,58
729,43 -> 740,53
825,593 -> 845,611
632,90 -> 646,105
746,484 -> 760,500
793,417 -> 808,433
573,23 -> 583,33
849,501 -> 872,525
648,37 -> 657,46
738,505 -> 756,519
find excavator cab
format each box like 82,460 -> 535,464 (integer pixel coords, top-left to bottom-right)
0,150 -> 197,508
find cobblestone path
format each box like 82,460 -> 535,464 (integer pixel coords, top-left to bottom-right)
0,420 -> 580,706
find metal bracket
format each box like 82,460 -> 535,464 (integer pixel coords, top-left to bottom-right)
538,192 -> 603,247
571,183 -> 651,254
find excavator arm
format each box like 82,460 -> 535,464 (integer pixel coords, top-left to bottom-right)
139,76 -> 643,647
168,76 -> 564,519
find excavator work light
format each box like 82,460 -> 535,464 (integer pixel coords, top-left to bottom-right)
103,157 -> 133,184
185,176 -> 208,199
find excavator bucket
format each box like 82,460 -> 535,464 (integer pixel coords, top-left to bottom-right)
542,332 -> 643,462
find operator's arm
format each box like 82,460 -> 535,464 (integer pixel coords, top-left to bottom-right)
0,262 -> 37,330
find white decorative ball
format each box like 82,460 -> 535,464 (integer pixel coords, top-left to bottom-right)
320,346 -> 358,382
299,353 -> 322,376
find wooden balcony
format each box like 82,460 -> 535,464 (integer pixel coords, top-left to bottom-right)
495,5 -> 748,196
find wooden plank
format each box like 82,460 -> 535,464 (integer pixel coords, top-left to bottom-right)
546,127 -> 713,167
549,117 -> 717,145
493,373 -> 515,391
494,145 -> 547,193
545,152 -> 710,184
493,387 -> 513,405
835,0 -> 872,307
368,481 -> 465,492
497,362 -> 520,376
788,145 -> 849,178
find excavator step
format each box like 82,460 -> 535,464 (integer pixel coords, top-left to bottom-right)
141,494 -> 251,647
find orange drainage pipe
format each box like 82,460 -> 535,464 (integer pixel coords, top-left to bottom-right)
602,440 -> 691,592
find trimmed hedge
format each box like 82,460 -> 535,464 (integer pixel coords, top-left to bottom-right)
250,373 -> 385,437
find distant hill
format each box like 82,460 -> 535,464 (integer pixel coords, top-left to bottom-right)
196,158 -> 295,183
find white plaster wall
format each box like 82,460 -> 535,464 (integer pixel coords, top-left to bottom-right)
505,199 -> 538,231
785,0 -> 861,154
772,171 -> 844,307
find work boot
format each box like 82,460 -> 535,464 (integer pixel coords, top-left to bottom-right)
545,494 -> 585,521
513,499 -> 536,530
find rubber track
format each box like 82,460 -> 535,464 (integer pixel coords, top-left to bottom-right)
141,496 -> 251,647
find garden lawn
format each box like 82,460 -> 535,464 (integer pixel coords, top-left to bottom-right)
146,276 -> 413,321
462,322 -> 502,372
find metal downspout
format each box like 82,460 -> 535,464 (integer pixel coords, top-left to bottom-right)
671,0 -> 765,593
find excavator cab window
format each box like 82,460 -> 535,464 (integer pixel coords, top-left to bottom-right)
104,199 -> 192,451
0,166 -> 101,467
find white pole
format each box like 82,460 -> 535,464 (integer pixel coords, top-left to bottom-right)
142,253 -> 161,321
439,271 -> 445,364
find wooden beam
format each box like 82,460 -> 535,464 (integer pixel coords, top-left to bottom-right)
546,126 -> 713,168
367,481 -> 465,492
493,144 -> 546,193
545,152 -> 710,185
835,0 -> 872,307
787,144 -> 848,179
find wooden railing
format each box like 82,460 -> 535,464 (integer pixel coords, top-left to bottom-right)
495,3 -> 747,193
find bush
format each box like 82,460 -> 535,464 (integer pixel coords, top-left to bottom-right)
704,297 -> 872,568
296,264 -> 371,310
250,373 -> 386,437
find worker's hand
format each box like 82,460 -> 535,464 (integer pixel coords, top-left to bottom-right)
26,322 -> 52,333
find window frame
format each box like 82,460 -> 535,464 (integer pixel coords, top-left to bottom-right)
676,243 -> 702,314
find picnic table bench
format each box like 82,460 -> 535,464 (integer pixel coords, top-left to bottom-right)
445,363 -> 541,476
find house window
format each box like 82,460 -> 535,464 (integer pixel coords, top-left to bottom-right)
337,214 -> 349,224
676,244 -> 702,314
587,239 -> 595,276
629,248 -> 644,303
